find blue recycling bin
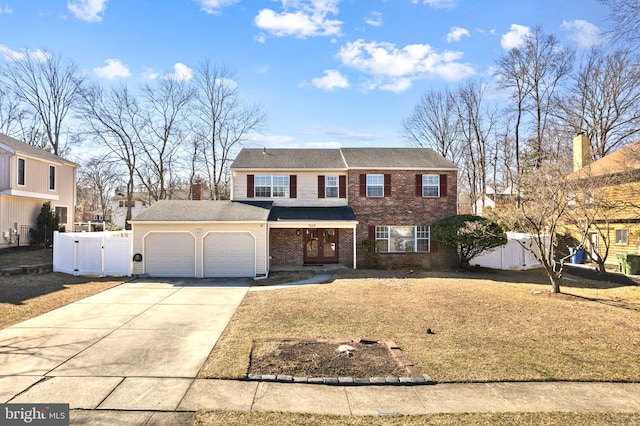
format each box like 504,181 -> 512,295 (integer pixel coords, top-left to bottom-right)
569,247 -> 586,264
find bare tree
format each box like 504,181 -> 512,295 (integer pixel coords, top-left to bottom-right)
79,157 -> 122,220
564,48 -> 640,159
495,43 -> 531,181
401,87 -> 462,163
599,0 -> 640,45
191,61 -> 266,200
495,27 -> 574,170
496,161 -> 574,293
78,84 -> 144,230
0,49 -> 84,155
138,78 -> 195,201
455,79 -> 499,214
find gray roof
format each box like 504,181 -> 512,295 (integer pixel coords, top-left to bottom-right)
131,200 -> 273,222
340,148 -> 457,169
0,133 -> 79,166
268,206 -> 356,222
231,147 -> 457,170
232,148 -> 347,169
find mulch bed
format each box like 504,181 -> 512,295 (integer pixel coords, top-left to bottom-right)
248,338 -> 417,379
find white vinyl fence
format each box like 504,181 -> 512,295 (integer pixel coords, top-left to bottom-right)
470,232 -> 546,270
53,231 -> 133,276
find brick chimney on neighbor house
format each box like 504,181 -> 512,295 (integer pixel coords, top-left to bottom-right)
190,180 -> 204,200
573,133 -> 591,172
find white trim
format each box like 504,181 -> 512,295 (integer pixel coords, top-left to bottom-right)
0,188 -> 60,200
348,166 -> 458,171
268,220 -> 358,229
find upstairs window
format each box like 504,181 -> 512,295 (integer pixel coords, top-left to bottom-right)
422,174 -> 439,197
616,229 -> 628,244
325,176 -> 338,198
49,165 -> 56,190
254,174 -> 290,198
17,158 -> 25,186
366,174 -> 384,198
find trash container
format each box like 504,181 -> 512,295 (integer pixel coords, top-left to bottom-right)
576,248 -> 587,264
569,247 -> 577,264
617,253 -> 631,274
626,254 -> 640,275
569,247 -> 587,264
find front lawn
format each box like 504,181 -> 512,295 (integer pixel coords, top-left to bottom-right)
199,268 -> 640,383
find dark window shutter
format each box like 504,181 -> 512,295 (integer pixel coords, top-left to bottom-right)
247,174 -> 254,198
339,175 -> 346,198
290,175 -> 297,198
359,174 -> 366,197
415,174 -> 422,197
384,174 -> 391,197
439,174 -> 447,197
368,225 -> 375,240
317,175 -> 325,198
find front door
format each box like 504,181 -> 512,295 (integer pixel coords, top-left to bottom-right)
304,228 -> 338,264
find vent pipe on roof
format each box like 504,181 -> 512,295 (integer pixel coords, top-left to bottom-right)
263,147 -> 266,155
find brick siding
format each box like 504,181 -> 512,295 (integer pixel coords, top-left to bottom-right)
349,169 -> 458,268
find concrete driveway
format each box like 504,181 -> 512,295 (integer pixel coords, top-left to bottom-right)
0,278 -> 250,412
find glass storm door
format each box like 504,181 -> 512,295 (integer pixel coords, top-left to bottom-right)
304,228 -> 338,264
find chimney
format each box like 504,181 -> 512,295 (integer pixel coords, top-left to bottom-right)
190,180 -> 204,201
573,133 -> 591,172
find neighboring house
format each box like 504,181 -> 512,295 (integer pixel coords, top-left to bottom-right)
111,192 -> 151,229
0,133 -> 78,248
131,148 -> 458,278
565,134 -> 640,265
110,186 -> 197,229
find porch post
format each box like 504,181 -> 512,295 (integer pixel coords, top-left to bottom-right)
353,225 -> 357,269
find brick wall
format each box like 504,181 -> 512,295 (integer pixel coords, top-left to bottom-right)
270,227 -> 355,267
348,169 -> 458,269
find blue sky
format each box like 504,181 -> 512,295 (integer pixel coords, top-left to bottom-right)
0,0 -> 609,151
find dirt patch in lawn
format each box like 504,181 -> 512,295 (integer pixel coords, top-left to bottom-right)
248,338 -> 414,379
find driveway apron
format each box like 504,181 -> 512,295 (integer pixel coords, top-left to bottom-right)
0,278 -> 249,410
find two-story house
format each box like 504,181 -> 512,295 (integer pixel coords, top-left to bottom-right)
0,133 -> 78,248
130,148 -> 458,278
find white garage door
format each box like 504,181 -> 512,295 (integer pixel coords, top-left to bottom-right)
204,232 -> 255,277
145,233 -> 196,277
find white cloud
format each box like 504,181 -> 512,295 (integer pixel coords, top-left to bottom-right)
93,59 -> 131,79
562,19 -> 601,48
0,45 -> 51,62
500,24 -> 531,50
254,0 -> 342,39
446,26 -> 470,43
142,67 -> 160,80
306,125 -> 378,141
411,0 -> 457,9
0,4 -> 13,14
165,63 -> 194,81
67,0 -> 108,22
336,39 -> 475,92
196,0 -> 240,15
311,69 -> 350,91
364,10 -> 383,27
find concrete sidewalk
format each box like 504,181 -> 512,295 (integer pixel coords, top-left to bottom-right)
1,277 -> 639,425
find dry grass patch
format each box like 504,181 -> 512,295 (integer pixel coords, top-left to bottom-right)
1,249 -> 124,329
196,411 -> 640,425
199,269 -> 640,382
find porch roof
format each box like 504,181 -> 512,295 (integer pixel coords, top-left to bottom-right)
268,206 -> 356,222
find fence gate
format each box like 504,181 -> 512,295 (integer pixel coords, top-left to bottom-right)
53,231 -> 132,276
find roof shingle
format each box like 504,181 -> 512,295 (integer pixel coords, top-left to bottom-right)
131,200 -> 273,222
0,133 -> 79,166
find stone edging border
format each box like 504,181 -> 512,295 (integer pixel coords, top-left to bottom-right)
246,337 -> 436,386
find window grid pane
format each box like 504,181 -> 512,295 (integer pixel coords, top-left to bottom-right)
422,174 -> 439,197
326,176 -> 338,198
367,174 -> 384,198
